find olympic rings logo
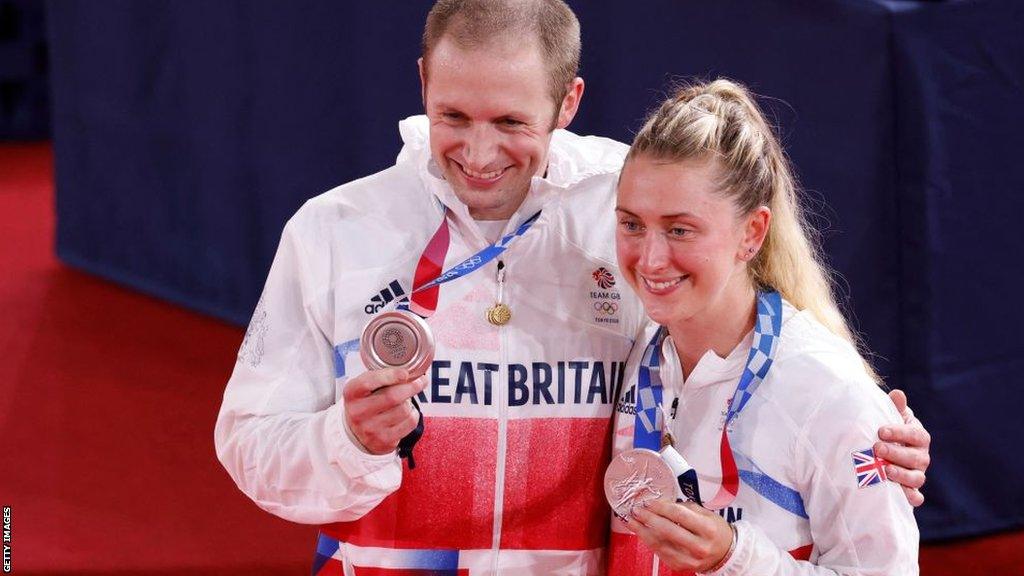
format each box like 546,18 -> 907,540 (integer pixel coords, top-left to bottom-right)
455,255 -> 484,271
594,301 -> 618,314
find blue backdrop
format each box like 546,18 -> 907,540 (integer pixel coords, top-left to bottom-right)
46,0 -> 1024,540
0,0 -> 50,139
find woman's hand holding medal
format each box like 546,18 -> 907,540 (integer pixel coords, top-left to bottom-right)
628,499 -> 735,573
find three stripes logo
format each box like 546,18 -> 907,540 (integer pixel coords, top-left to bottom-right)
364,280 -> 406,315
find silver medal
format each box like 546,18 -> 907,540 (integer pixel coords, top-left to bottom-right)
604,448 -> 677,520
359,310 -> 435,375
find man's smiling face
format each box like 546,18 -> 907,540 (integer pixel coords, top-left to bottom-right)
421,36 -> 568,220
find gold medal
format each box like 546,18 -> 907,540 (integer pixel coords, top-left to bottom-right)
487,303 -> 512,326
487,260 -> 511,326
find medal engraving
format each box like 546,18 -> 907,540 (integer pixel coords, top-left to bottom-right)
486,303 -> 512,326
360,310 -> 435,375
374,323 -> 415,364
604,448 -> 677,520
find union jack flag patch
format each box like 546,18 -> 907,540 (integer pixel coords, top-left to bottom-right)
853,448 -> 889,488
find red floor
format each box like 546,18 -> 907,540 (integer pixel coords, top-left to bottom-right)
0,143 -> 312,572
1,143 -> 1021,574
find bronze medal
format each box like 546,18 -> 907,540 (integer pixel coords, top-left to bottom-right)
359,310 -> 435,375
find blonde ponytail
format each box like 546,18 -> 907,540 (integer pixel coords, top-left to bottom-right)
627,78 -> 880,382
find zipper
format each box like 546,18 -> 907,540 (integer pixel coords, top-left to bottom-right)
496,261 -> 506,304
491,259 -> 510,570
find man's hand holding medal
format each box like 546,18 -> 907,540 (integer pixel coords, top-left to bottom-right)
343,311 -> 434,456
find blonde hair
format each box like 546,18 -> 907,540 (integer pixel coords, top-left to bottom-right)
627,78 -> 879,382
422,0 -> 581,105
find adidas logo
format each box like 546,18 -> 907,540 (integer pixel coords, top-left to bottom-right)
364,280 -> 406,315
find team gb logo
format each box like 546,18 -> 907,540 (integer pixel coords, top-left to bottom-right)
592,267 -> 616,289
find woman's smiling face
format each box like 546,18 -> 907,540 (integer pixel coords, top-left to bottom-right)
615,155 -> 755,329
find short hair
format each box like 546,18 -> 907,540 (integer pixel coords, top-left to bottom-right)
422,0 -> 581,105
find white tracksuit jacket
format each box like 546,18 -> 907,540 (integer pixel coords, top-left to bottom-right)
215,115 -> 647,575
608,302 -> 920,575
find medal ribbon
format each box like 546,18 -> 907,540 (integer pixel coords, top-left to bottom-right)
395,209 -> 542,318
633,290 -> 783,510
633,326 -> 668,452
406,211 -> 451,318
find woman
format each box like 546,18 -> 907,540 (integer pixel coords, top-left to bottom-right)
607,79 -> 919,575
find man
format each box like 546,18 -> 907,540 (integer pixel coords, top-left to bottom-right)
215,1 -> 931,574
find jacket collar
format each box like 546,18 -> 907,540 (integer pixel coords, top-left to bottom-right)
397,114 -> 573,240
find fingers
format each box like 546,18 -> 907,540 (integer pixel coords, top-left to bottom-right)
630,502 -> 732,573
884,462 -> 927,490
902,486 -> 926,507
346,373 -> 428,416
630,502 -> 675,533
375,397 -> 420,429
357,402 -> 420,451
888,389 -> 908,416
370,376 -> 428,413
876,421 -> 932,454
386,406 -> 421,439
628,521 -> 694,572
646,500 -> 710,532
346,399 -> 420,454
875,437 -> 929,504
343,370 -> 428,454
631,505 -> 701,553
343,367 -> 412,401
874,439 -> 931,473
878,420 -> 931,448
